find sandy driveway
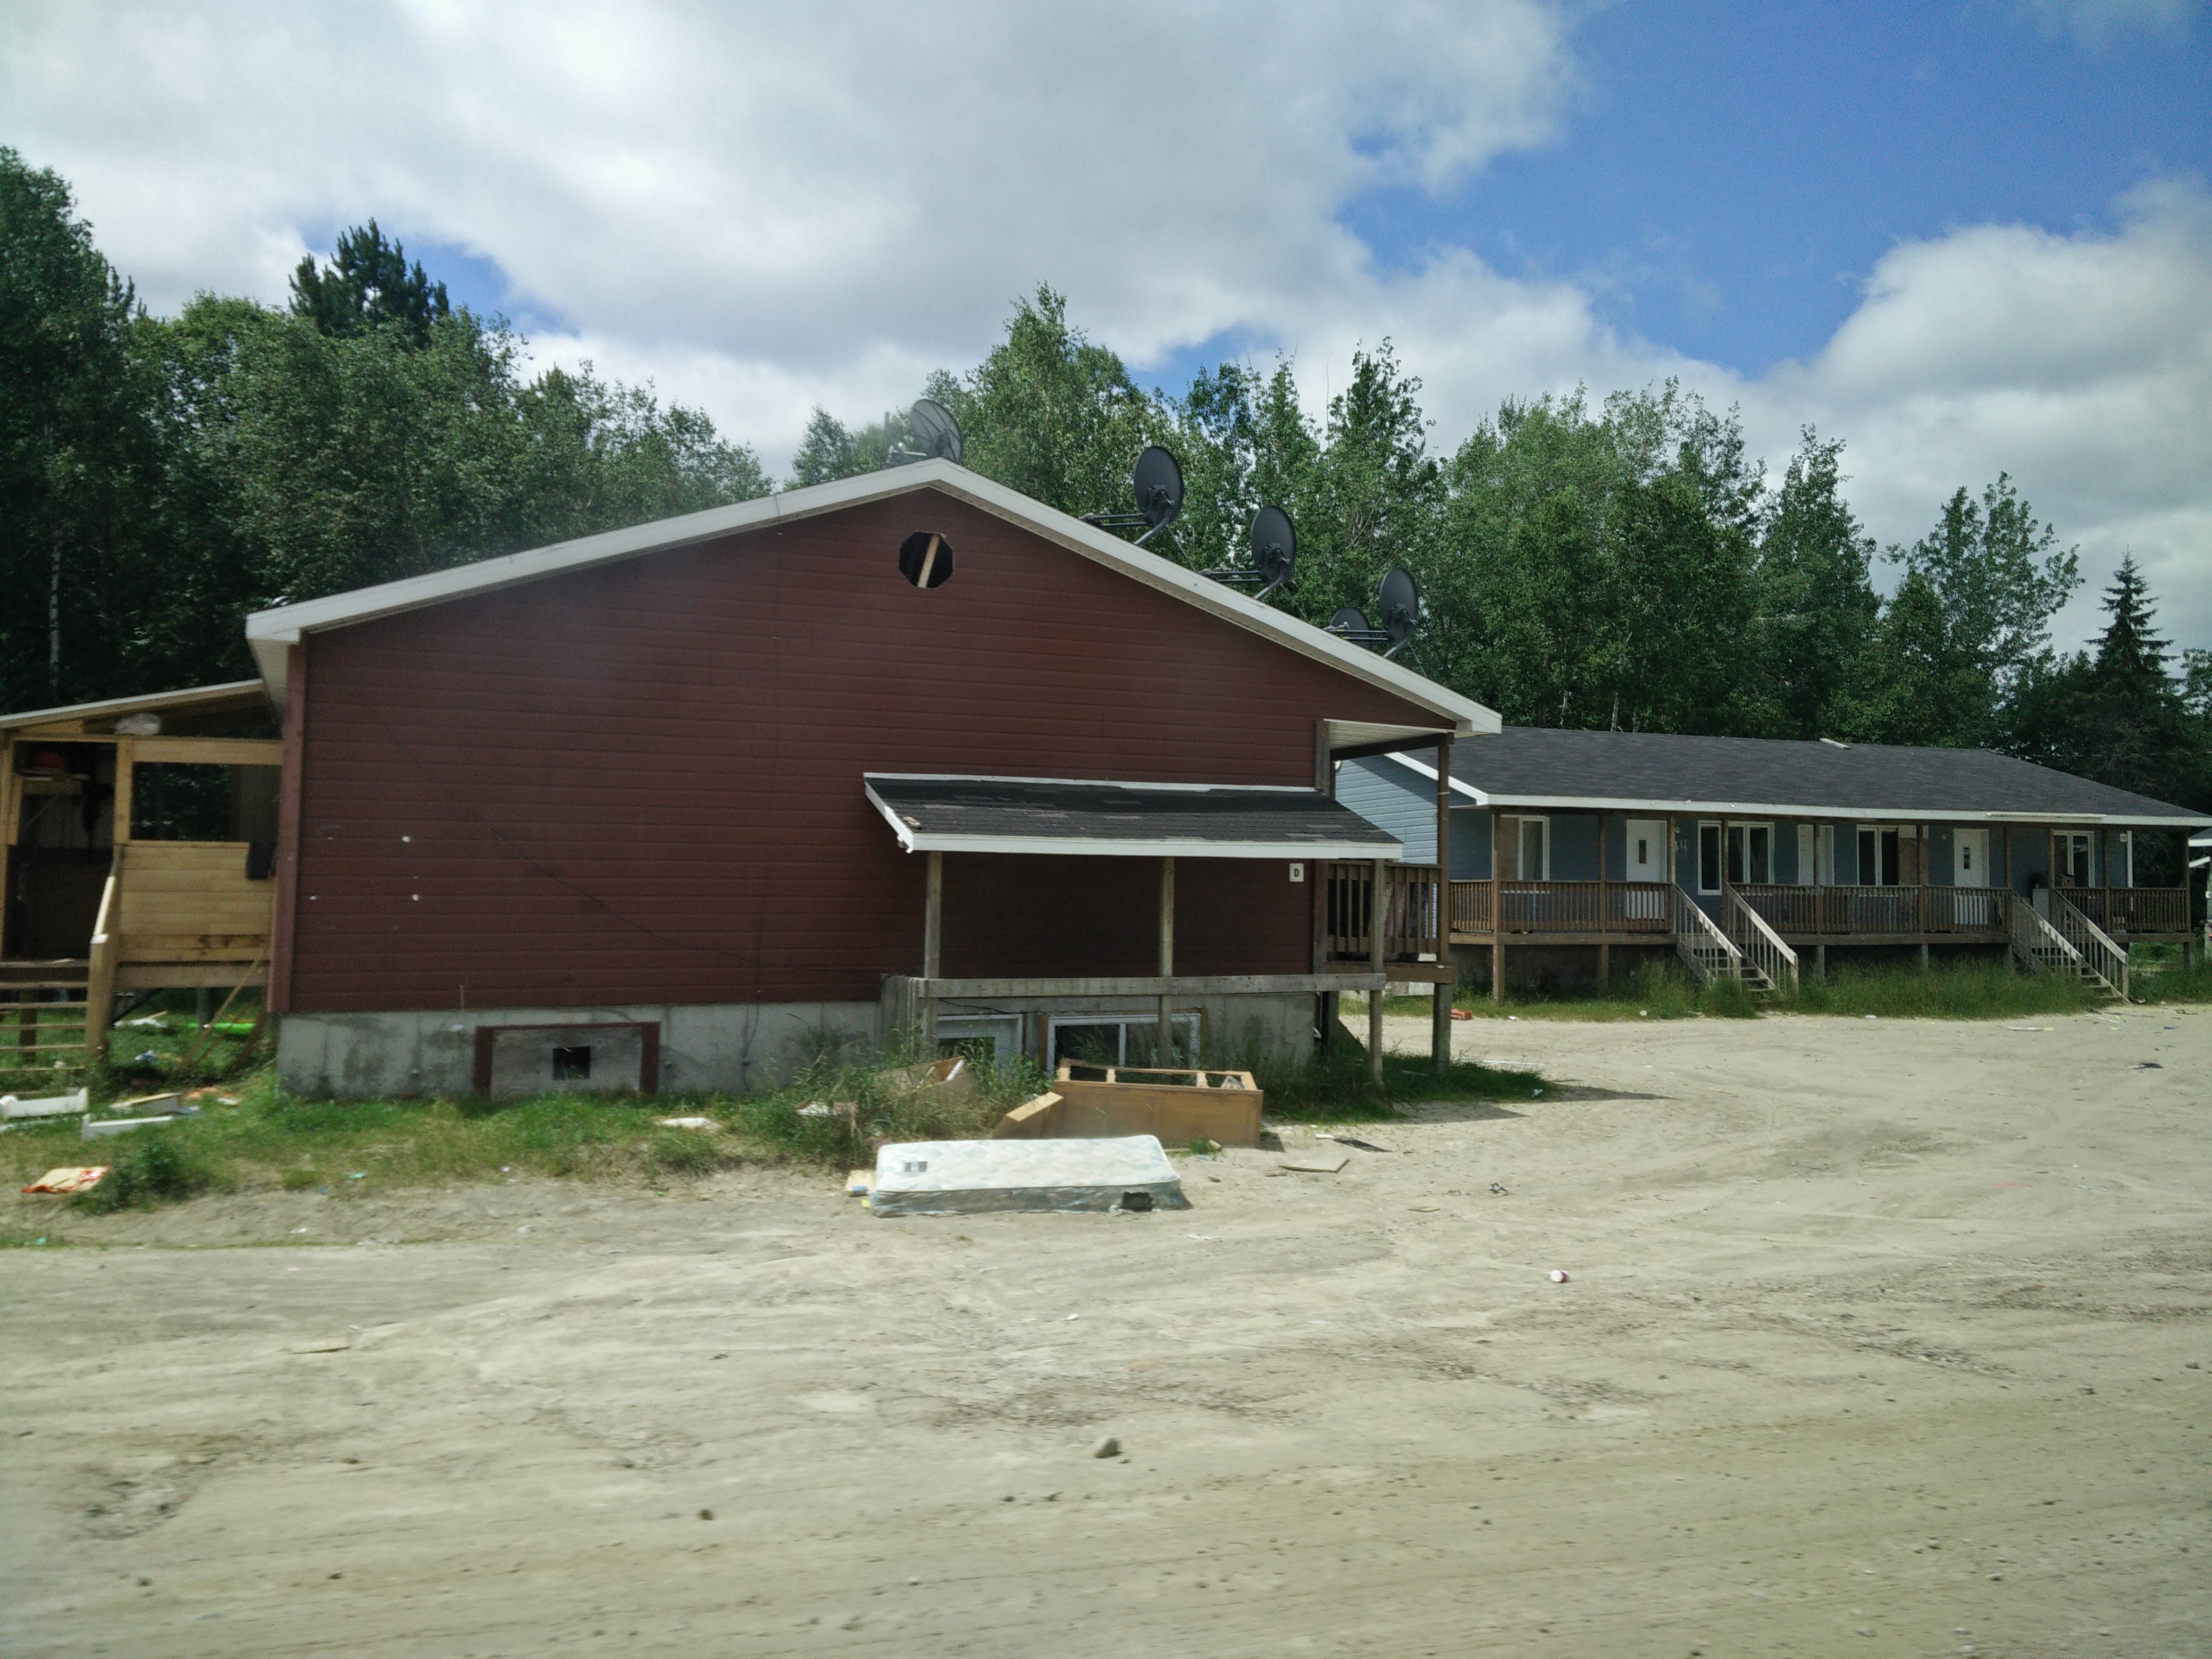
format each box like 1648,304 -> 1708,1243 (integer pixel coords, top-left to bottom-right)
4,1009 -> 2208,1658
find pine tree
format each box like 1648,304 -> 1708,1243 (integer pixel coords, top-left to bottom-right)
288,220 -> 451,345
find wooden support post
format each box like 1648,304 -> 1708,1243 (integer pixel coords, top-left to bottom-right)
1919,941 -> 1931,973
1432,736 -> 1452,1076
921,850 -> 942,1055
1597,814 -> 1610,990
1816,943 -> 1827,979
1369,857 -> 1386,1085
1158,856 -> 1176,1066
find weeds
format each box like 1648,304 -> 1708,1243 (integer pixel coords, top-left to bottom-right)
1247,1037 -> 1544,1121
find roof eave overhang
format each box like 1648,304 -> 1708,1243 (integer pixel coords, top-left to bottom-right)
0,678 -> 271,732
1439,790 -> 2209,827
244,460 -> 1500,734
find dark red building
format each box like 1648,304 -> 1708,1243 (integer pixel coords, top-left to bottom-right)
247,462 -> 1493,1095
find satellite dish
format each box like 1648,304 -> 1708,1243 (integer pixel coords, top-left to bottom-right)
1131,446 -> 1184,541
906,398 -> 962,464
1328,607 -> 1372,638
1081,444 -> 1186,545
1377,567 -> 1420,655
1250,505 -> 1297,593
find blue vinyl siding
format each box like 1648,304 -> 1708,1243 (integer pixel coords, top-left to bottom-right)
1335,756 -> 1438,864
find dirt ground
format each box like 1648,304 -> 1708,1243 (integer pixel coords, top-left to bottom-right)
5,1009 -> 2209,1659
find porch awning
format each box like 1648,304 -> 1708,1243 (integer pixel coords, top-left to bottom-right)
864,774 -> 1403,860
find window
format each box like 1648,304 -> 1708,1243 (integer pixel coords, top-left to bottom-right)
1857,826 -> 1902,887
1049,1013 -> 1200,1068
1796,824 -> 1817,886
898,531 -> 954,588
1518,817 -> 1548,880
1698,823 -> 1722,894
551,1045 -> 592,1080
2055,831 -> 2092,888
1725,823 -> 1773,886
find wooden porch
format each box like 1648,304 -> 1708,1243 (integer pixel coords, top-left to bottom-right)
1,685 -> 278,1067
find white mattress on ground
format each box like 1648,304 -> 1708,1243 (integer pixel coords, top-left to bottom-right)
868,1135 -> 1189,1216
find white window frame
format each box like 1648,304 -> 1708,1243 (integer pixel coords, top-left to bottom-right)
1504,814 -> 1549,881
1856,824 -> 1905,888
1725,822 -> 1774,886
2054,830 -> 2092,890
1697,821 -> 1722,894
1046,1012 -> 1201,1068
934,1013 -> 1024,1063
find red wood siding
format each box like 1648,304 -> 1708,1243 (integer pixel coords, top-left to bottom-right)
284,492 -> 1445,1012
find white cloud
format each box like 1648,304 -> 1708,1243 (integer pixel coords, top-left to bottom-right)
1747,181 -> 2212,651
4,1 -> 2208,653
2021,0 -> 2193,49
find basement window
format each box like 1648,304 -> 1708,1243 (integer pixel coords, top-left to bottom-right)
551,1045 -> 593,1081
898,531 -> 954,589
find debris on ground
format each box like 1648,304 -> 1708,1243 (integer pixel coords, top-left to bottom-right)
83,1113 -> 194,1141
867,1135 -> 1187,1216
22,1166 -> 107,1195
1549,1270 -> 1571,1283
656,1116 -> 719,1130
1091,1437 -> 1120,1459
0,1087 -> 89,1120
1278,1152 -> 1350,1175
844,1170 -> 870,1196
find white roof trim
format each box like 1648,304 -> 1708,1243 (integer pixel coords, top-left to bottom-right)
245,459 -> 1499,734
1382,749 -> 1485,801
1411,783 -> 2206,827
865,771 -> 1317,794
0,679 -> 268,731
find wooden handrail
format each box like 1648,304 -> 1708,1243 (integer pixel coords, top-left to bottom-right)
1724,884 -> 1799,991
2046,890 -> 2129,999
83,850 -> 124,1062
1672,885 -> 1742,985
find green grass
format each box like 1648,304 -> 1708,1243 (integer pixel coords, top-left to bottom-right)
1407,954 -> 2187,1023
3,1041 -> 1057,1214
2131,942 -> 2212,1006
0,986 -> 270,1099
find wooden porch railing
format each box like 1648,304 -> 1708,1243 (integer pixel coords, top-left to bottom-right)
1733,883 -> 2010,936
1325,861 -> 1443,961
2055,886 -> 2190,937
1673,884 -> 1742,985
1447,879 -> 1672,936
2047,890 -> 2130,999
1723,885 -> 1799,991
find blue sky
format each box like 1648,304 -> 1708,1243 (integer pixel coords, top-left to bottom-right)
6,1 -> 2209,648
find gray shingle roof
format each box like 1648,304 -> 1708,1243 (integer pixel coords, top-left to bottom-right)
865,774 -> 1403,857
1431,728 -> 2206,824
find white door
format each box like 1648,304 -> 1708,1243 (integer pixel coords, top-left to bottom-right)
1625,819 -> 1666,881
1624,818 -> 1666,919
1954,828 -> 1988,886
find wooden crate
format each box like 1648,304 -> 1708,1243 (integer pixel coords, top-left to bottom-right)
1002,1063 -> 1263,1149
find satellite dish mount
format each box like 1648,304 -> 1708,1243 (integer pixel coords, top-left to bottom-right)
1206,505 -> 1297,600
889,399 -> 963,466
1327,567 -> 1421,660
1082,446 -> 1184,546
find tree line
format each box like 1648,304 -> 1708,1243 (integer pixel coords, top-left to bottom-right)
6,151 -> 2207,844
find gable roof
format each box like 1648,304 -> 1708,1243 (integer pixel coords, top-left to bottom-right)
243,459 -> 1498,735
1382,727 -> 2207,826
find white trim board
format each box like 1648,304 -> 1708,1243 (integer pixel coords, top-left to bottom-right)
245,459 -> 1498,735
1377,758 -> 2206,826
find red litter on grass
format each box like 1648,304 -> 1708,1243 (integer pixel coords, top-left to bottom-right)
1548,1269 -> 1570,1283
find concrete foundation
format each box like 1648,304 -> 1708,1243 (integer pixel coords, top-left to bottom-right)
277,989 -> 1321,1099
277,1000 -> 883,1099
